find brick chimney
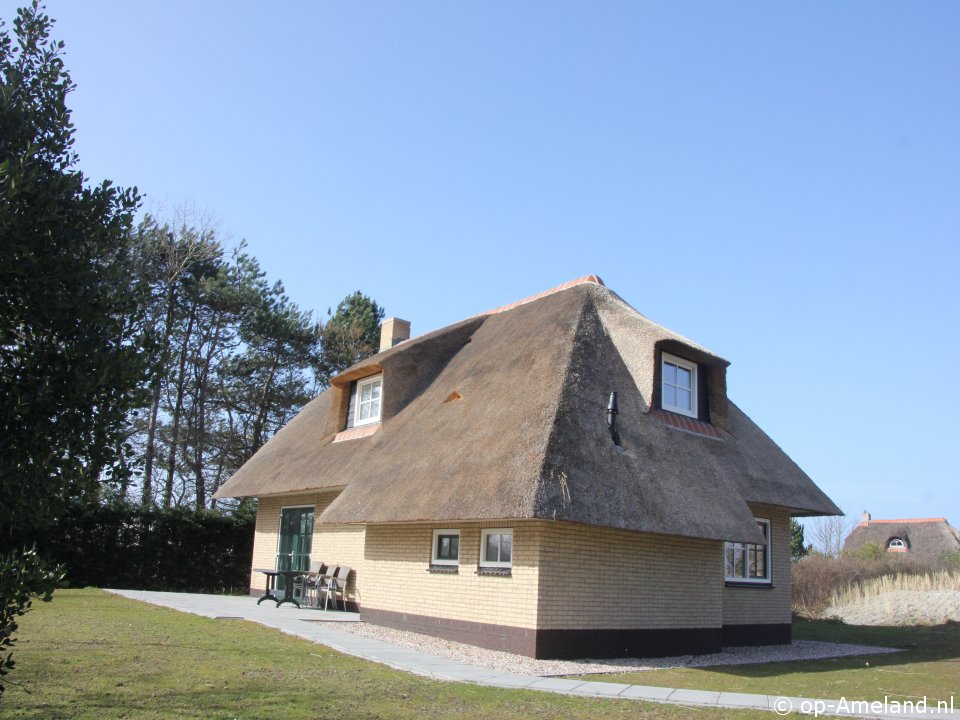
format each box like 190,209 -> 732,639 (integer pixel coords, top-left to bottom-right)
379,317 -> 411,352
861,511 -> 871,525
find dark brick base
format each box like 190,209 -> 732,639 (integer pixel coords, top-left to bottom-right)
536,627 -> 722,659
361,607 -> 724,659
361,607 -> 538,656
721,623 -> 791,646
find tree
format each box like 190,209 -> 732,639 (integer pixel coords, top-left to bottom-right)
316,291 -> 384,387
0,1 -> 150,696
807,515 -> 856,558
789,519 -> 808,561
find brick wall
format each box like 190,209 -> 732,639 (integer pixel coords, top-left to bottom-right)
535,521 -> 723,630
721,504 -> 792,626
362,523 -> 540,628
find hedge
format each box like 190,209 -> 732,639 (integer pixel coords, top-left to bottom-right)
37,504 -> 255,594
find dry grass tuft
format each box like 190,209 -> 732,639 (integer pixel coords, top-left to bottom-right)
825,571 -> 960,626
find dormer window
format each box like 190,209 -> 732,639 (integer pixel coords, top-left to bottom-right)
662,352 -> 698,418
887,537 -> 907,551
354,375 -> 382,426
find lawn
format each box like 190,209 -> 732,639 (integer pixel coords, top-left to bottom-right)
568,620 -> 960,704
0,589 -> 762,720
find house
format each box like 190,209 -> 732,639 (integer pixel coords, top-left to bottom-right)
844,513 -> 960,564
213,275 -> 840,659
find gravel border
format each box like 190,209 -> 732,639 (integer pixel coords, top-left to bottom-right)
333,622 -> 899,677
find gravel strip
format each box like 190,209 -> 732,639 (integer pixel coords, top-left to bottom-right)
333,622 -> 899,677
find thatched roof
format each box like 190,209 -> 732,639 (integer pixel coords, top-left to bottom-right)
215,277 -> 839,544
844,517 -> 960,564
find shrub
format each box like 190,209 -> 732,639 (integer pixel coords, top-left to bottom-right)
37,503 -> 255,594
851,541 -> 885,562
792,552 -> 932,617
1,548 -> 65,698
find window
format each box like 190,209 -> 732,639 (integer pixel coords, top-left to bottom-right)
661,352 -> 698,418
480,529 -> 513,568
887,537 -> 907,551
355,375 -> 382,426
432,529 -> 460,566
724,519 -> 771,584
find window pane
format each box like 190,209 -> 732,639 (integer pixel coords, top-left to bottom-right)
361,383 -> 372,402
500,534 -> 512,562
485,534 -> 498,562
677,389 -> 692,410
724,544 -> 734,577
664,363 -> 677,384
438,537 -> 451,558
734,545 -> 745,577
663,385 -> 677,407
757,547 -> 767,577
359,403 -> 370,420
677,366 -> 691,390
369,398 -> 381,418
450,535 -> 459,559
371,381 -> 381,399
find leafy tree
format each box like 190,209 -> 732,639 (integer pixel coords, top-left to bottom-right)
0,3 -> 149,694
790,519 -> 808,561
316,291 -> 384,387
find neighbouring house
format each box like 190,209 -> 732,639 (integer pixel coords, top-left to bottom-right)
213,275 -> 840,659
844,513 -> 960,563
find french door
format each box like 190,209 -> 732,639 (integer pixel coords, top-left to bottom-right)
276,506 -> 314,600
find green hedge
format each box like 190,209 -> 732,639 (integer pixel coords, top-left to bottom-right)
39,505 -> 254,594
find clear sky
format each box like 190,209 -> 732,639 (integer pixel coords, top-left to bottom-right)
4,1 -> 958,528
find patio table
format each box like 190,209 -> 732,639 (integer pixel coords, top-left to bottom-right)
254,568 -> 310,608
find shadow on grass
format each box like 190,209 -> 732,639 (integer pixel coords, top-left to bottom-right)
702,619 -> 960,681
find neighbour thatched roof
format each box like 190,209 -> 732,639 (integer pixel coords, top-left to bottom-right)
844,517 -> 960,564
215,277 -> 839,544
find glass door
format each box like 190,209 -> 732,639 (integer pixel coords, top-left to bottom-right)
276,506 -> 314,601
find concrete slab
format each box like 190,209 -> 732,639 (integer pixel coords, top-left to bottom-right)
568,681 -> 631,697
618,685 -> 675,701
718,691 -> 768,709
667,688 -> 722,704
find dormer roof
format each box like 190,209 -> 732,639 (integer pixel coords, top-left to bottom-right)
214,277 -> 840,544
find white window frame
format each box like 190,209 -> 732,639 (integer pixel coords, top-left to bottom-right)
480,528 -> 513,569
431,529 -> 460,566
354,375 -> 383,427
887,537 -> 906,550
661,352 -> 698,418
724,518 -> 771,584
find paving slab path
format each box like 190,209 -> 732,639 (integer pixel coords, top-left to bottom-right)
108,590 -> 957,720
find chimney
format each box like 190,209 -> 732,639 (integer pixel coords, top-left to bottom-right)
861,511 -> 871,525
379,317 -> 411,352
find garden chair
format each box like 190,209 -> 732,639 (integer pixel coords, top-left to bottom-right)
293,560 -> 326,607
327,565 -> 351,611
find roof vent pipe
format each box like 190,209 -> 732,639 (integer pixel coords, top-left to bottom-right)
607,392 -> 621,446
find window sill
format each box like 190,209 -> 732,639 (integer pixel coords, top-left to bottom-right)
725,580 -> 774,589
427,565 -> 458,574
476,567 -> 512,577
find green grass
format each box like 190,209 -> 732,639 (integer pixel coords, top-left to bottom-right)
568,620 -> 960,703
0,589 -> 763,720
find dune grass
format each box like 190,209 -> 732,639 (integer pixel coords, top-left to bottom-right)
1,589 -> 764,720
568,620 -> 960,703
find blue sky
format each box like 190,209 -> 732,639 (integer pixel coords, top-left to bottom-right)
5,1 -> 958,529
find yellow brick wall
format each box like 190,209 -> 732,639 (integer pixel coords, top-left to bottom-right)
535,521 -> 723,629
314,523 -> 366,602
721,504 -> 792,626
362,523 -> 541,628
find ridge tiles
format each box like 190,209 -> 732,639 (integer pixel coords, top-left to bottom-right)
858,517 -> 948,527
